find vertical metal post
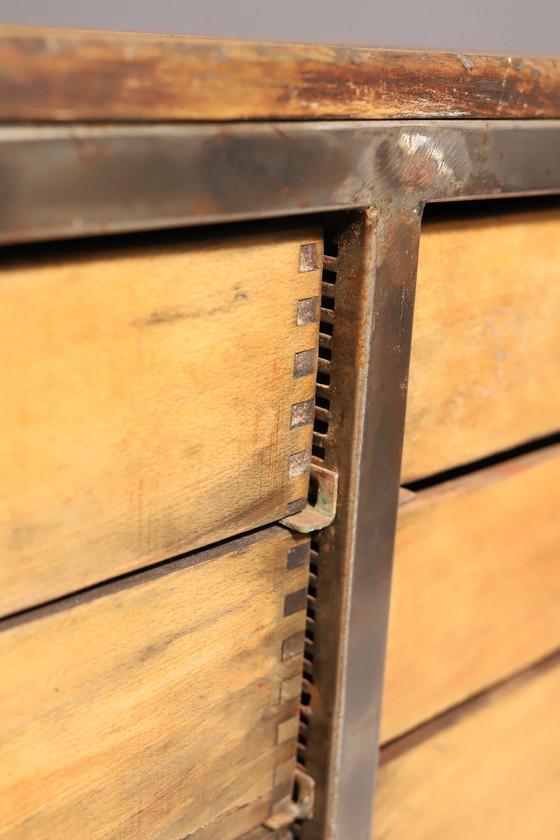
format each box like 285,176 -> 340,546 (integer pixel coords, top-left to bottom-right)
301,201 -> 423,840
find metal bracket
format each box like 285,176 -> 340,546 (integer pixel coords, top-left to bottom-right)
263,769 -> 316,831
281,464 -> 338,533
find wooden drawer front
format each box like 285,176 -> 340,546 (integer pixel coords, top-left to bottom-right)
0,526 -> 308,840
0,226 -> 321,616
374,659 -> 560,840
381,444 -> 560,743
402,204 -> 560,482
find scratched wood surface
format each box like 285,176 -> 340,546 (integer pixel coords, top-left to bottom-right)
0,526 -> 309,840
402,202 -> 560,482
0,26 -> 559,121
375,656 -> 560,840
0,225 -> 321,617
381,444 -> 560,743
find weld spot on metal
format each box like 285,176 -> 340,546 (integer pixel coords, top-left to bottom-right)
294,349 -> 316,378
287,542 -> 310,570
289,449 -> 312,479
290,398 -> 314,429
299,242 -> 322,272
284,587 -> 308,617
297,296 -> 320,326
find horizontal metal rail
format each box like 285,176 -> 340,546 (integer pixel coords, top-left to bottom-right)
0,120 -> 559,244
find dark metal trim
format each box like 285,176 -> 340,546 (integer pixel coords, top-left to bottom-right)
0,120 -> 560,244
295,208 -> 424,840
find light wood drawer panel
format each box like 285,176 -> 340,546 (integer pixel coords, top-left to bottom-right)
374,658 -> 560,840
381,444 -> 560,743
0,226 -> 321,616
0,526 -> 309,840
402,205 -> 560,482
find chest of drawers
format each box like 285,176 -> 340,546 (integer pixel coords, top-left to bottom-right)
0,25 -> 559,840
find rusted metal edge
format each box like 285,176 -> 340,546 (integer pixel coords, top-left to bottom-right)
0,120 -> 560,245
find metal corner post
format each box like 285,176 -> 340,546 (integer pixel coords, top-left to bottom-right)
337,202 -> 424,840
298,202 -> 423,840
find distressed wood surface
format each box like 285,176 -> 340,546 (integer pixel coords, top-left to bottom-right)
375,656 -> 560,839
0,26 -> 559,121
381,444 -> 560,743
402,202 -> 560,482
0,225 -> 321,617
0,526 -> 309,840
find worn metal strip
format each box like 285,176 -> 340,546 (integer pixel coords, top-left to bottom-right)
333,206 -> 423,840
293,207 -> 424,840
0,120 -> 560,244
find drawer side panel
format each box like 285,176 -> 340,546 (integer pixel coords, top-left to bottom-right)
0,526 -> 309,840
402,205 -> 560,482
0,226 -> 321,615
382,444 -> 560,742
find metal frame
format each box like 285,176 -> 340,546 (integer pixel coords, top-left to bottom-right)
2,120 -> 559,840
1,121 -> 559,244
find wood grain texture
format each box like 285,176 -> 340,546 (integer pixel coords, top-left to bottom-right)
402,203 -> 560,482
0,26 -> 559,121
381,444 -> 560,743
0,225 -> 321,617
0,526 -> 309,840
374,657 -> 560,840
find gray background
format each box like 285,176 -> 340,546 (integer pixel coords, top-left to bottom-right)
0,0 -> 558,55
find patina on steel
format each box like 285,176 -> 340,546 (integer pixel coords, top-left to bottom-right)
0,120 -> 559,243
293,207 -> 425,840
281,464 -> 338,533
1,120 -> 559,840
264,769 -> 316,832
